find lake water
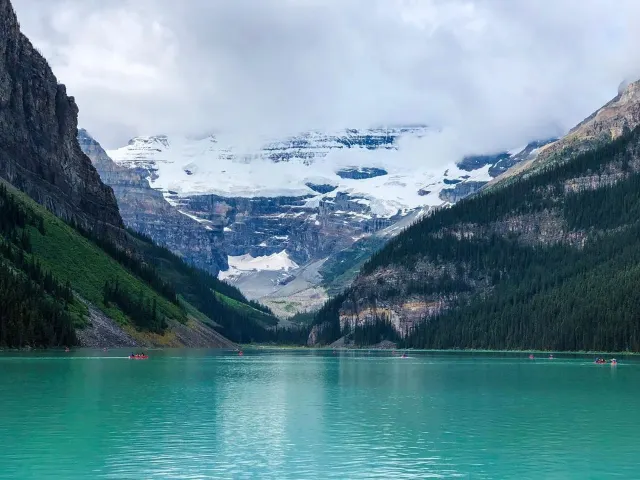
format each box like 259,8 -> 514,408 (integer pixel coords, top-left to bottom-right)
0,349 -> 638,479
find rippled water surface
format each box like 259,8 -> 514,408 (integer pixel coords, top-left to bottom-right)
0,349 -> 639,479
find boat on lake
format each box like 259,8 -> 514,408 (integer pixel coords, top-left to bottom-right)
129,353 -> 148,360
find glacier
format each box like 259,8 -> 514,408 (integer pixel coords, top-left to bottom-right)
105,127 -> 551,311
108,127 -> 497,218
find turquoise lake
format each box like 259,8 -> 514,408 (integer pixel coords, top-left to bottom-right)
0,349 -> 638,479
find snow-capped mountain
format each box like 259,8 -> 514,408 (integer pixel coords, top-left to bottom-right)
108,127 -> 493,216
106,128 -> 552,316
78,130 -> 228,274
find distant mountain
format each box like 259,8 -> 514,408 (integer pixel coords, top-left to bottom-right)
78,129 -> 228,274
108,127 -> 537,215
106,128 -> 550,316
307,79 -> 640,352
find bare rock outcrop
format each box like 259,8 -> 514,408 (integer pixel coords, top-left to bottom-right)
530,79 -> 640,171
0,0 -> 123,238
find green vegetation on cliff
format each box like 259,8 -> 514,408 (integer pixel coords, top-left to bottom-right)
0,182 -> 79,346
0,0 -> 285,347
319,236 -> 387,295
0,181 -> 283,347
128,230 -> 287,343
0,181 -> 191,346
313,126 -> 640,352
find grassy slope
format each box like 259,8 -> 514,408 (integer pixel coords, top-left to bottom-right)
5,183 -> 188,328
213,292 -> 278,328
2,181 -> 280,344
131,233 -> 280,333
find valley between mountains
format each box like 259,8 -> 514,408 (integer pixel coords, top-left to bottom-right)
79,127 -> 553,319
2,0 -> 640,352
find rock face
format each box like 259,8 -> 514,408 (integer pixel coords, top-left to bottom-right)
510,80 -> 640,177
178,191 -> 398,266
105,129 -> 545,306
439,181 -> 486,203
78,130 -> 227,274
0,0 -> 122,236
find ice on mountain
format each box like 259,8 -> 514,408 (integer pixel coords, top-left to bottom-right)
218,250 -> 299,281
109,128 -> 528,222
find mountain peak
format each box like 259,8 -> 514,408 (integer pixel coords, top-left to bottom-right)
107,127 -> 495,216
496,79 -> 640,181
128,135 -> 171,148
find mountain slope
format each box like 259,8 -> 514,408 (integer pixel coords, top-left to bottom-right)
78,129 -> 228,274
0,164 -> 274,347
0,0 -> 122,239
106,129 -> 549,312
309,80 -> 640,351
0,179 -> 226,347
0,0 -> 281,347
493,80 -> 640,185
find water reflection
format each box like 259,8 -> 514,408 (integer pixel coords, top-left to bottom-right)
0,350 -> 639,479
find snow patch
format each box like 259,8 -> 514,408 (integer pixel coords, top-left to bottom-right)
218,250 -> 299,281
508,145 -> 527,156
178,210 -> 208,224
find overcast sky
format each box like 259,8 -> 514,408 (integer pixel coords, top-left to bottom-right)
12,0 -> 640,151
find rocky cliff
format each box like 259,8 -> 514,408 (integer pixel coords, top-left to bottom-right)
177,190 -> 398,266
494,80 -> 640,184
541,80 -> 640,160
78,130 -> 227,274
0,0 -> 274,349
0,0 -> 122,236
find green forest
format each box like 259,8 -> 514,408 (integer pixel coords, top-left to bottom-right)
0,183 -> 78,347
312,125 -> 640,352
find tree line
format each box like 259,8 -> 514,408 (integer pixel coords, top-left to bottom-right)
103,279 -> 166,333
311,124 -> 640,351
73,223 -> 179,305
0,183 -> 77,347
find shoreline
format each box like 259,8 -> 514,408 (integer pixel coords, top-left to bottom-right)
242,345 -> 634,356
1,345 -> 634,356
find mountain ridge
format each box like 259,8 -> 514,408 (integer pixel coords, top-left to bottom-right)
78,129 -> 228,274
0,0 -> 283,348
491,79 -> 640,186
307,79 -> 640,351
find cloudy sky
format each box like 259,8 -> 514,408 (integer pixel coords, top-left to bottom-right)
12,0 -> 640,151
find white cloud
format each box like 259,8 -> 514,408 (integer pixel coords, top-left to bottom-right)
11,0 -> 640,153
